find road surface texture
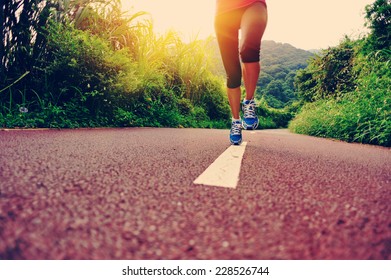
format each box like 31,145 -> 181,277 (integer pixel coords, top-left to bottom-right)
0,128 -> 390,259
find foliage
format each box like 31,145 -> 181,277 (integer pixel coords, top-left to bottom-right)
364,0 -> 391,52
290,57 -> 391,146
290,1 -> 391,147
256,98 -> 299,129
0,0 -> 230,129
0,0 -> 54,99
295,38 -> 357,102
257,41 -> 314,108
209,39 -> 314,109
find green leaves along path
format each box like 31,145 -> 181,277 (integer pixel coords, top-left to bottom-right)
0,0 -> 231,129
290,0 -> 391,147
0,0 -> 307,131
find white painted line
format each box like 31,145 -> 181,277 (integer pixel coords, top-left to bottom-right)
194,142 -> 247,188
1,128 -> 51,131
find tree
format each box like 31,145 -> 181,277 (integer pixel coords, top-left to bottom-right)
294,66 -> 319,102
365,0 -> 391,51
258,40 -> 314,108
265,80 -> 287,103
294,38 -> 357,102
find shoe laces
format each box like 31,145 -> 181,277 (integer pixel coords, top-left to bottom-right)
243,100 -> 256,119
231,121 -> 242,135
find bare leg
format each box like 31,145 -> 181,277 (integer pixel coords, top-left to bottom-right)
227,87 -> 242,119
242,62 -> 260,100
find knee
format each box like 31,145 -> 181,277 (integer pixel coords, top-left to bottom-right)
240,44 -> 260,63
227,75 -> 242,89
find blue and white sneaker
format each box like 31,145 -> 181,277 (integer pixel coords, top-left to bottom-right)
230,120 -> 242,145
242,99 -> 259,130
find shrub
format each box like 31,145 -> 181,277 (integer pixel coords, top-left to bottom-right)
256,97 -> 295,129
0,1 -> 233,130
290,53 -> 390,147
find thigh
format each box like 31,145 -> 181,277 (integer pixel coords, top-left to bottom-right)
215,11 -> 243,87
240,2 -> 268,51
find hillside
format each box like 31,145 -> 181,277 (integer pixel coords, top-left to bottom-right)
261,40 -> 313,70
207,39 -> 315,108
258,41 -> 314,108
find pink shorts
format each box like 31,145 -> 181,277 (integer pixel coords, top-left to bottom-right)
216,0 -> 267,15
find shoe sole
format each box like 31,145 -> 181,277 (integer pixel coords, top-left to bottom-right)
242,120 -> 259,130
230,138 -> 242,145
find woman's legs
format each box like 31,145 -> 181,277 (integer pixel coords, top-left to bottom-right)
215,2 -> 267,143
215,10 -> 242,120
240,2 -> 268,100
242,62 -> 260,101
227,87 -> 241,119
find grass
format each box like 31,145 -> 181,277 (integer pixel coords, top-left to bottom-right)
290,51 -> 391,147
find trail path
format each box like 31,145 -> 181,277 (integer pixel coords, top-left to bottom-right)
0,128 -> 390,259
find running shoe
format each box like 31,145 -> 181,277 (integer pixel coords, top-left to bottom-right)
242,99 -> 259,130
230,120 -> 242,145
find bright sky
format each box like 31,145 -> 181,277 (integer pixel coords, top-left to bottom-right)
121,0 -> 374,50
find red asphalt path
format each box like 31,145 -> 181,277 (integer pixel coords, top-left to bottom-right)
0,128 -> 390,259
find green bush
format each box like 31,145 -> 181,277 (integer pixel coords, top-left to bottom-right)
198,77 -> 231,122
290,53 -> 390,146
42,21 -> 140,123
0,1 -> 242,130
294,38 -> 357,102
290,0 -> 391,147
256,97 -> 295,129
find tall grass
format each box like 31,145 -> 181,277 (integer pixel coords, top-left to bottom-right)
0,1 -> 231,129
290,50 -> 390,146
290,1 -> 390,147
